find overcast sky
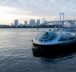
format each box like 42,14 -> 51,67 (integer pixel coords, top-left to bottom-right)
0,0 -> 76,24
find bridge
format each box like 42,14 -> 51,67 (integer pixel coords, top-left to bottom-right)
47,20 -> 76,25
41,13 -> 76,26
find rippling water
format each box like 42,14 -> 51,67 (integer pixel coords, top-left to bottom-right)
0,28 -> 76,72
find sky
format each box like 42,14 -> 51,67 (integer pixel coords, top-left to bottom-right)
0,0 -> 76,24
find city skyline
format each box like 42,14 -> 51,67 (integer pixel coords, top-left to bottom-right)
0,0 -> 76,24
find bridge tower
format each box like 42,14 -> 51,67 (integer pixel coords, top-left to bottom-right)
60,13 -> 64,21
60,13 -> 64,25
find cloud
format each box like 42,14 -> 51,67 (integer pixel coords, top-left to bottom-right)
0,0 -> 76,19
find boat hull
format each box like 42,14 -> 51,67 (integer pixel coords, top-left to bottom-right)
32,41 -> 76,57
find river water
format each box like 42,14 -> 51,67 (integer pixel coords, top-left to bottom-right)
0,28 -> 76,72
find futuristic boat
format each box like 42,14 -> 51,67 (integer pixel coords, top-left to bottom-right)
32,30 -> 76,47
32,29 -> 76,57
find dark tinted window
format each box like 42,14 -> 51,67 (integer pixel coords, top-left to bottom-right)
59,34 -> 75,41
40,32 -> 56,41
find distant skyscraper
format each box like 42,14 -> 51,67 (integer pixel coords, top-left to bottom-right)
14,19 -> 18,27
11,23 -> 14,27
36,19 -> 40,26
42,18 -> 47,25
29,19 -> 35,26
42,18 -> 45,24
24,21 -> 28,26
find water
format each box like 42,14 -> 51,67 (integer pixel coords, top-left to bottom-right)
0,28 -> 76,72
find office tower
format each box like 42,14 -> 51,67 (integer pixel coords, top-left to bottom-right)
14,19 -> 18,27
36,19 -> 40,26
24,21 -> 28,26
42,18 -> 47,25
11,23 -> 13,27
29,19 -> 35,26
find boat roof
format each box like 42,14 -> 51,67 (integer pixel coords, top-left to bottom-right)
33,31 -> 76,45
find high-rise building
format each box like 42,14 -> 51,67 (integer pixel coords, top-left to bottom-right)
42,18 -> 45,24
11,23 -> 14,27
42,18 -> 48,25
24,21 -> 28,26
29,19 -> 35,26
36,19 -> 40,26
14,19 -> 18,27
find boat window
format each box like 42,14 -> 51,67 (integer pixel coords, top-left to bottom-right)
59,34 -> 75,41
59,37 -> 69,41
39,32 -> 56,41
48,33 -> 56,40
